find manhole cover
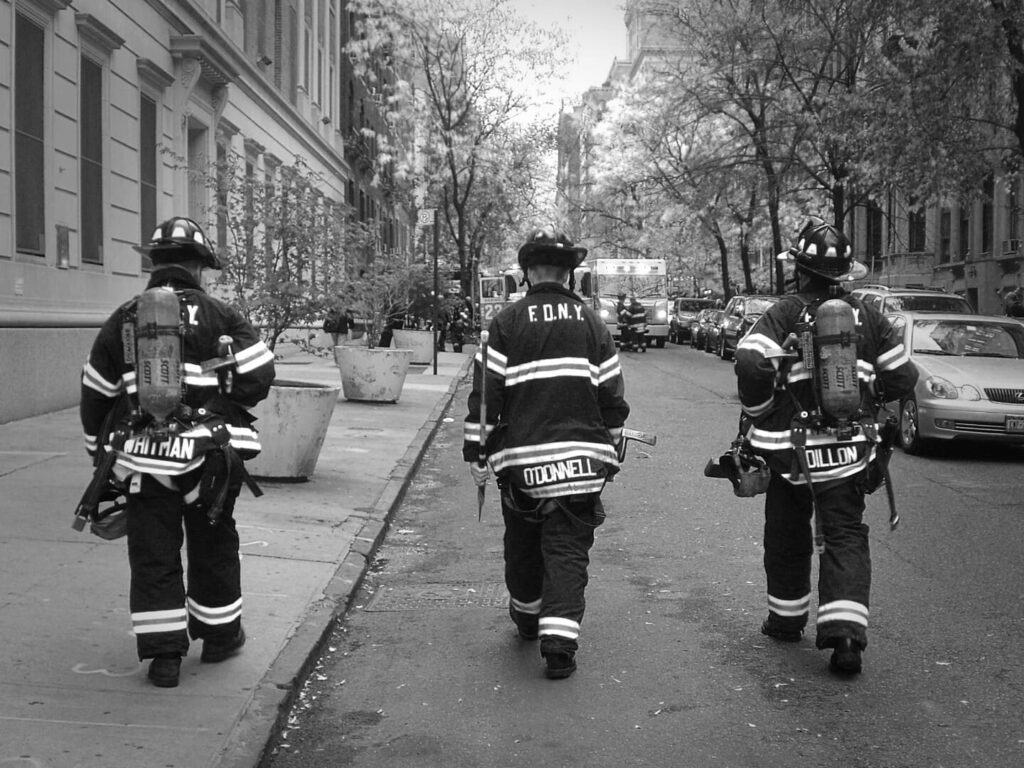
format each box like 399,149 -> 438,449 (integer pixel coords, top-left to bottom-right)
363,581 -> 507,611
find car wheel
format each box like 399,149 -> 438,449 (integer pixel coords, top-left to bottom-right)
656,337 -> 666,349
898,397 -> 929,455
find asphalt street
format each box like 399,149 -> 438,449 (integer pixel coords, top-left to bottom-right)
261,342 -> 1024,768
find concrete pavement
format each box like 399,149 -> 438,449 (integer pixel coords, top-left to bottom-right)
0,345 -> 472,768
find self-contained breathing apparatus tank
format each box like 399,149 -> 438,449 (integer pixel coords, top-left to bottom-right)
813,298 -> 860,423
133,287 -> 183,425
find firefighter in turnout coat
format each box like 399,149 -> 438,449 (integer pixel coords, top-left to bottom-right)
464,227 -> 630,679
80,218 -> 275,688
734,218 -> 917,675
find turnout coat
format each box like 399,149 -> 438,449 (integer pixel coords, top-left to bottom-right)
463,282 -> 630,498
81,270 -> 275,482
735,292 -> 918,486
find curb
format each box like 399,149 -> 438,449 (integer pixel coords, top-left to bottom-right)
214,355 -> 473,768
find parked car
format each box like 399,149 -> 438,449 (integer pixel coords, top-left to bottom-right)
851,284 -> 973,314
884,311 -> 1024,454
689,308 -> 718,349
718,295 -> 780,360
669,297 -> 718,344
703,309 -> 726,354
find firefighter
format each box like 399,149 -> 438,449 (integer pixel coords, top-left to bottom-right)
80,217 -> 275,688
464,226 -> 630,679
616,293 -> 630,350
626,295 -> 647,352
734,217 -> 917,675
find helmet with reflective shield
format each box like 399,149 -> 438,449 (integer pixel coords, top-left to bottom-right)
779,217 -> 866,283
135,217 -> 222,270
517,226 -> 588,271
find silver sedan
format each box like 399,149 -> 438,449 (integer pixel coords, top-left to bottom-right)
885,311 -> 1024,453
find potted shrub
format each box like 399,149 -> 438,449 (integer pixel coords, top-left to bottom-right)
203,156 -> 344,479
334,244 -> 427,402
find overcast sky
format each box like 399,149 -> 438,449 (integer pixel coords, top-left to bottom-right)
509,0 -> 630,101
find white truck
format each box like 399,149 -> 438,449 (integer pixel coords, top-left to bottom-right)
578,258 -> 671,348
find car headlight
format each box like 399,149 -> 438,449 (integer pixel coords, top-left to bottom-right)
656,309 -> 667,320
599,308 -> 610,320
926,376 -> 980,400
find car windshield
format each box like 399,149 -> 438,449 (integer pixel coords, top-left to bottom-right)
885,295 -> 971,313
910,319 -> 1024,358
677,299 -> 714,312
746,297 -> 778,314
602,275 -> 667,299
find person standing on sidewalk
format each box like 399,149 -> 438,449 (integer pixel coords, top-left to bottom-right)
463,226 -> 630,679
734,217 -> 917,675
80,217 -> 275,688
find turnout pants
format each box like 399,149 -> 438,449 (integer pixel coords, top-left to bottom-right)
126,477 -> 243,659
501,492 -> 604,655
762,472 -> 871,650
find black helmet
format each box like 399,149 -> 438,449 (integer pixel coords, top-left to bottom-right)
517,226 -> 588,271
780,217 -> 866,283
135,217 -> 222,270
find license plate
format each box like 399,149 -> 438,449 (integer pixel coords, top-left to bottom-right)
1007,416 -> 1024,433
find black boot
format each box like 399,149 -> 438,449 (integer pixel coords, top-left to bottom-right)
201,626 -> 246,663
760,613 -> 804,642
147,654 -> 181,688
543,651 -> 577,679
508,605 -> 538,641
828,637 -> 863,675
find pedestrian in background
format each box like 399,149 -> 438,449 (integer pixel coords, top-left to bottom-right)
323,305 -> 353,347
1005,289 -> 1024,318
80,217 -> 275,688
734,217 -> 917,675
463,226 -> 630,679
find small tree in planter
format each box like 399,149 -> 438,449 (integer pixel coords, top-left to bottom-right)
338,226 -> 429,348
210,156 -> 346,352
333,236 -> 432,401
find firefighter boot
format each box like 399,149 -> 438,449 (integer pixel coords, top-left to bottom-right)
201,626 -> 246,663
509,604 -> 539,641
761,613 -> 804,643
828,637 -> 863,675
543,651 -> 577,680
148,654 -> 182,688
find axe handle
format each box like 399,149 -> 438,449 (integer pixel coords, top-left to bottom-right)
478,330 -> 489,466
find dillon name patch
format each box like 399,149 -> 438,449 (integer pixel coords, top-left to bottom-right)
122,434 -> 197,462
522,457 -> 597,487
804,444 -> 860,470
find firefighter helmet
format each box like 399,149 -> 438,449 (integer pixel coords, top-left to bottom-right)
89,493 -> 128,540
780,218 -> 866,283
135,217 -> 222,270
517,226 -> 588,271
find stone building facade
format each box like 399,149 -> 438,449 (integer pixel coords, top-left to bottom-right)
0,0 -> 408,423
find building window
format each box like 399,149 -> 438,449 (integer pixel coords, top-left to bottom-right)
1008,180 -> 1019,244
81,55 -> 104,265
140,93 -> 158,269
216,142 -> 229,252
865,202 -> 883,262
15,12 -> 45,255
959,206 -> 970,260
939,207 -> 951,264
908,206 -> 926,253
289,5 -> 299,103
982,175 -> 994,254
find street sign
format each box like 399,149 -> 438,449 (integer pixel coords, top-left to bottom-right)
417,208 -> 436,227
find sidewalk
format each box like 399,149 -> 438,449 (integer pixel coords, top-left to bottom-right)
0,346 -> 473,768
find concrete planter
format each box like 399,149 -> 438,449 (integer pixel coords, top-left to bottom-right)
391,328 -> 434,365
334,346 -> 413,403
245,379 -> 341,481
